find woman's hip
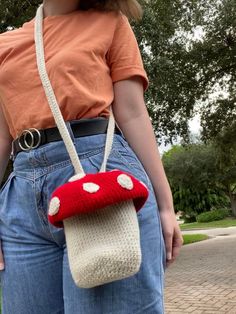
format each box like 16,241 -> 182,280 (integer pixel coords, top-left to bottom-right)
0,131 -> 166,312
1,130 -> 166,266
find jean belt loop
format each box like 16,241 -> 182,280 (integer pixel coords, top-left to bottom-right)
65,121 -> 76,144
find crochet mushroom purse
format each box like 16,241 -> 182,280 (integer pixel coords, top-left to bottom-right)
34,4 -> 149,288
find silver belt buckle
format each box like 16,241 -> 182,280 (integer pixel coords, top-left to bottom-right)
18,128 -> 42,151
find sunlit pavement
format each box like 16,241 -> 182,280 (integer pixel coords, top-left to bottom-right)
164,231 -> 236,313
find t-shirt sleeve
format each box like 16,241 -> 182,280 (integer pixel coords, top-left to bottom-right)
106,13 -> 149,92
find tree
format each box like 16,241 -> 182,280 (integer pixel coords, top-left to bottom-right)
162,143 -> 231,221
0,0 -> 38,33
213,121 -> 236,215
137,0 -> 235,143
188,0 -> 236,141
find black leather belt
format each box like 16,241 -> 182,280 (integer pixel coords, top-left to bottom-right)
12,118 -> 122,157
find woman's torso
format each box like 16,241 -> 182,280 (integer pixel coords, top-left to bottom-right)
0,9 -> 119,140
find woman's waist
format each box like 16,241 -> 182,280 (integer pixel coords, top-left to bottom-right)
11,118 -> 124,172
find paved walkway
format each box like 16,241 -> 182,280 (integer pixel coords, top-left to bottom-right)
164,229 -> 236,313
181,226 -> 236,237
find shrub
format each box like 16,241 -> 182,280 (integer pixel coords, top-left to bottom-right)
196,208 -> 230,223
181,213 -> 197,223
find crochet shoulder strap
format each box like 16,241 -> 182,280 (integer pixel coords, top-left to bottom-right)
34,3 -> 115,175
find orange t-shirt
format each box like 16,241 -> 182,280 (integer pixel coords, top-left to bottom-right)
0,9 -> 149,140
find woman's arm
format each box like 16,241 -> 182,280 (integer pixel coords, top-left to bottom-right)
112,76 -> 172,210
0,101 -> 13,185
0,142 -> 12,186
112,76 -> 183,266
0,101 -> 12,271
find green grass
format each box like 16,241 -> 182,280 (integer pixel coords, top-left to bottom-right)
183,234 -> 209,245
180,218 -> 236,230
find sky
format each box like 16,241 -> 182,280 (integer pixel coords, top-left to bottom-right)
158,114 -> 201,154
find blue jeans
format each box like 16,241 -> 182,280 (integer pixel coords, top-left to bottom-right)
0,130 -> 166,314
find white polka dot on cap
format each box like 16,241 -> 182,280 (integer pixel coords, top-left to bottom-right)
117,174 -> 134,190
83,182 -> 100,193
48,196 -> 60,216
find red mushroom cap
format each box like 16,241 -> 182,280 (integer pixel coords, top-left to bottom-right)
48,169 -> 149,228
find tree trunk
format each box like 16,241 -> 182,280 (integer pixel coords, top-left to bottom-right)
229,195 -> 236,217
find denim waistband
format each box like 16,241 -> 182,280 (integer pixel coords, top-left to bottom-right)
12,132 -> 128,173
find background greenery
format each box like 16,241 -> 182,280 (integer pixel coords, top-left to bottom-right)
183,234 -> 209,244
180,217 -> 236,230
162,139 -> 236,221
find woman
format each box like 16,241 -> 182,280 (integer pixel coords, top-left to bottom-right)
0,0 -> 183,313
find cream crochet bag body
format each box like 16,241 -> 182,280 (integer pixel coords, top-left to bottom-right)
34,3 -> 149,288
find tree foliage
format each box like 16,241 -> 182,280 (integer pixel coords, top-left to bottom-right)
137,0 -> 235,142
0,0 -> 38,32
162,143 -> 234,220
162,144 -> 228,217
213,121 -> 236,214
189,0 -> 236,140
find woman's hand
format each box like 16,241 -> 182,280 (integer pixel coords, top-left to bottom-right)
159,209 -> 184,268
